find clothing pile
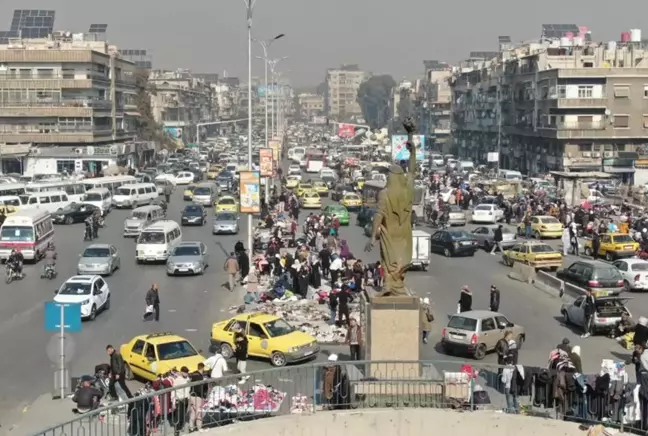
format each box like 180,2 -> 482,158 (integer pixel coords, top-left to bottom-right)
202,383 -> 286,414
290,394 -> 313,414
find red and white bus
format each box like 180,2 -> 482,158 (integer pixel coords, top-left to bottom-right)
0,208 -> 54,261
306,150 -> 326,173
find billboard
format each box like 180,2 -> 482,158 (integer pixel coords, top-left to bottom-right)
391,135 -> 426,161
338,123 -> 355,138
257,84 -> 290,98
268,140 -> 281,162
239,171 -> 261,214
259,148 -> 273,177
164,127 -> 182,139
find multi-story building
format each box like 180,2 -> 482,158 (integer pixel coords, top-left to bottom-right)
419,61 -> 452,149
325,64 -> 367,120
0,32 -> 141,175
297,93 -> 324,119
149,70 -> 214,144
451,28 -> 648,180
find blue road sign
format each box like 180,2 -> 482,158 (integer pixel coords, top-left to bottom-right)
44,302 -> 82,333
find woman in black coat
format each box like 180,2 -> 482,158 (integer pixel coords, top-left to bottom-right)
458,287 -> 473,312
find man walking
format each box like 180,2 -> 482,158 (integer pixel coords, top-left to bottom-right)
490,224 -> 504,255
489,285 -> 501,312
144,283 -> 160,322
106,344 -> 133,400
224,253 -> 239,291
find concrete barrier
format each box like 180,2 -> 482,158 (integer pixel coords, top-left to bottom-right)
532,271 -> 587,302
563,282 -> 589,299
507,262 -> 536,284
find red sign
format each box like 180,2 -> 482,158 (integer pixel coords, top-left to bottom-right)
338,123 -> 355,138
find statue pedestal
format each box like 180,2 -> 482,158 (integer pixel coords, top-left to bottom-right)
365,296 -> 420,378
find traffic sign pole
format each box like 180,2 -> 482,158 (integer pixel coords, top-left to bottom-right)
45,301 -> 81,399
59,304 -> 65,400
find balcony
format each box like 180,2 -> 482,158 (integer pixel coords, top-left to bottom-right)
0,125 -> 112,143
0,71 -> 109,89
558,68 -> 648,78
538,120 -> 611,139
555,98 -> 607,108
0,99 -> 113,117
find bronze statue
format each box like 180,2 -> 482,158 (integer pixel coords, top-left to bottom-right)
365,117 -> 418,297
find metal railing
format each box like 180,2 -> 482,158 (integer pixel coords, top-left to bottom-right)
32,359 -> 640,436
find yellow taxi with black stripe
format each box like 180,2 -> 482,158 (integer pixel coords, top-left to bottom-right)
296,182 -> 313,197
207,165 -> 221,180
340,193 -> 362,211
517,215 -> 563,239
312,180 -> 329,197
354,177 -> 366,191
183,184 -> 197,201
584,232 -> 639,261
300,190 -> 322,209
215,195 -> 239,213
285,175 -> 301,189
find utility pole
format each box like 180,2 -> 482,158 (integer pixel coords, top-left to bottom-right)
496,75 -> 502,173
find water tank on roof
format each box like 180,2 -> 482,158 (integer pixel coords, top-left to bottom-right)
560,37 -> 573,47
631,29 -> 642,42
573,36 -> 584,46
621,32 -> 631,43
607,41 -> 617,51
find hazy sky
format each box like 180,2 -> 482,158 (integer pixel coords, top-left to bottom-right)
0,1 -> 646,86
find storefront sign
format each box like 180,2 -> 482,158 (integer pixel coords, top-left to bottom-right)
239,171 -> 260,214
259,148 -> 273,177
269,140 -> 280,162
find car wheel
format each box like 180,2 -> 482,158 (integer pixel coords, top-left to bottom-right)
271,351 -> 287,367
89,304 -> 97,321
605,252 -> 614,262
104,295 -> 111,310
562,309 -> 570,325
441,343 -> 453,355
65,216 -> 73,225
584,247 -> 593,256
483,241 -> 491,252
515,334 -> 524,349
473,344 -> 487,360
534,230 -> 542,240
624,280 -> 632,292
220,343 -> 234,359
124,363 -> 134,380
443,248 -> 452,257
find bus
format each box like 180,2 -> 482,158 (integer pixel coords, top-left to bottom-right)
361,180 -> 426,221
305,150 -> 326,173
0,208 -> 54,261
84,175 -> 137,194
0,183 -> 27,198
25,181 -> 87,203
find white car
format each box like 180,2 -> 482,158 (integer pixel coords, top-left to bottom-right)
471,204 -> 504,224
613,259 -> 648,291
288,164 -> 301,175
53,275 -> 111,321
155,173 -> 177,186
174,171 -> 195,185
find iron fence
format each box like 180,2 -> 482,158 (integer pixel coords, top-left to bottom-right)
32,359 -> 642,436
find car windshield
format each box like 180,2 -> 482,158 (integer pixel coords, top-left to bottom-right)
116,187 -> 134,195
475,205 -> 493,211
263,319 -> 295,337
0,198 -> 20,206
173,246 -> 200,256
540,217 -> 560,224
447,316 -> 477,331
300,184 -> 312,190
184,206 -> 202,215
138,231 -> 165,244
156,340 -> 198,361
531,244 -> 555,253
449,205 -> 462,212
216,213 -> 236,221
632,263 -> 648,271
219,198 -> 235,205
130,211 -> 147,220
328,206 -> 346,214
0,226 -> 34,242
448,231 -> 470,240
82,248 -> 110,257
593,267 -> 622,280
613,235 -> 634,243
194,187 -> 211,195
85,193 -> 103,201
217,172 -> 232,178
58,282 -> 91,295
345,195 -> 359,200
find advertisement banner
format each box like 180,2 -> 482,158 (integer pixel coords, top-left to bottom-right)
269,140 -> 280,162
391,135 -> 426,161
239,171 -> 261,214
259,148 -> 273,177
338,123 -> 355,138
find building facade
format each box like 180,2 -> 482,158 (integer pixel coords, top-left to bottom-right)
297,93 -> 324,119
0,33 -> 141,175
325,65 -> 367,120
149,70 -> 214,145
419,61 -> 452,150
451,34 -> 648,180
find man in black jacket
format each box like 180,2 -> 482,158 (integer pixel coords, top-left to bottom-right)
144,283 -> 160,322
490,224 -> 504,255
73,377 -> 103,410
489,285 -> 500,312
319,245 -> 331,279
581,292 -> 596,338
106,344 -> 133,400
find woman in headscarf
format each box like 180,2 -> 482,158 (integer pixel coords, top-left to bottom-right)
290,260 -> 301,295
297,261 -> 310,298
458,286 -> 473,313
339,239 -> 351,258
310,252 -> 322,288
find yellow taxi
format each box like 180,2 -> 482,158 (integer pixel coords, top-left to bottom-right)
502,241 -> 563,270
0,204 -> 19,217
210,313 -> 320,367
285,175 -> 301,189
340,192 -> 362,211
517,215 -> 563,239
312,180 -> 329,197
584,232 -> 639,261
354,177 -> 366,191
207,165 -> 221,180
120,332 -> 206,381
183,184 -> 197,201
300,190 -> 322,209
296,182 -> 313,197
215,195 -> 239,213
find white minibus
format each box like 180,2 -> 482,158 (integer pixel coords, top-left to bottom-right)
136,220 -> 182,262
24,191 -> 72,214
83,175 -> 137,194
0,208 -> 54,261
112,183 -> 157,208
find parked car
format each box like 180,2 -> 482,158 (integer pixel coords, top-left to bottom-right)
561,295 -> 631,334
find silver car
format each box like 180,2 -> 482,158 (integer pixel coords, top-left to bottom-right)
447,205 -> 467,226
77,244 -> 120,276
471,226 -> 517,251
166,241 -> 210,276
212,212 -> 239,234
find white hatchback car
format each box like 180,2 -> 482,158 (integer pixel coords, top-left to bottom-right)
174,171 -> 195,185
471,204 -> 504,224
53,275 -> 111,321
613,258 -> 648,291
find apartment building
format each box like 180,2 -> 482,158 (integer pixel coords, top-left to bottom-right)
298,93 -> 324,118
419,61 -> 452,148
325,64 -> 367,119
149,70 -> 214,144
0,32 -> 140,175
451,30 -> 648,181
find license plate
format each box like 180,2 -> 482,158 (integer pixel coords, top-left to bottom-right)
450,334 -> 463,340
146,257 -> 155,261
303,350 -> 313,356
625,245 -> 633,250
461,241 -> 471,246
179,268 -> 188,272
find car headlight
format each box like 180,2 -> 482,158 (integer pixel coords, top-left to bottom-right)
81,299 -> 90,305
168,262 -> 175,268
288,347 -> 297,353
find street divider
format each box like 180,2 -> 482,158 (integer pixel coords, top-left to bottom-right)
530,270 -> 588,301
507,262 -> 536,284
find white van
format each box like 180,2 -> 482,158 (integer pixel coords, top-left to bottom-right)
0,208 -> 54,261
135,220 -> 182,262
84,188 -> 112,215
24,191 -> 72,214
292,147 -> 306,164
0,195 -> 25,208
459,161 -> 475,173
499,169 -> 523,181
192,182 -> 219,206
123,205 -> 165,237
26,181 -> 86,203
112,183 -> 157,208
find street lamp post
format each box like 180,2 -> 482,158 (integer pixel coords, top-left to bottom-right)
268,60 -> 288,139
242,0 -> 256,260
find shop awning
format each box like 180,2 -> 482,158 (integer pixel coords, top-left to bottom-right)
0,143 -> 31,157
125,111 -> 141,116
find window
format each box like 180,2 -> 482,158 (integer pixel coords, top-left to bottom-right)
57,160 -> 75,174
481,318 -> 496,331
644,85 -> 648,98
29,197 -> 37,204
614,261 -> 628,271
138,188 -> 145,194
643,115 -> 648,128
577,86 -> 593,98
614,115 -> 629,128
228,320 -> 247,332
494,316 -> 509,327
131,340 -> 145,354
248,323 -> 267,338
614,86 -> 630,98
50,195 -> 61,202
40,196 -> 51,204
578,144 -> 593,152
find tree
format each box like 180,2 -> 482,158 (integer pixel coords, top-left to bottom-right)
357,75 -> 396,129
133,68 -> 176,149
316,81 -> 327,96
